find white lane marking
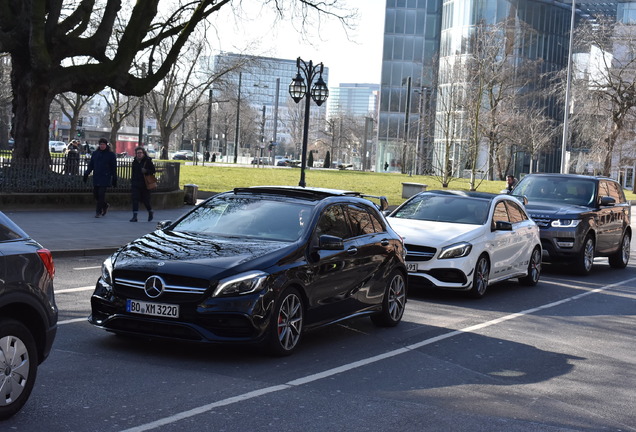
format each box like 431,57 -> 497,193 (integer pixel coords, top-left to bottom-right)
118,276 -> 636,432
56,286 -> 94,294
74,266 -> 101,270
58,318 -> 87,325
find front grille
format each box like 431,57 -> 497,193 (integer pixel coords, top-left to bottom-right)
530,216 -> 551,228
404,244 -> 436,261
113,273 -> 211,301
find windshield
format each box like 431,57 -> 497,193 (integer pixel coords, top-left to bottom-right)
173,197 -> 311,242
392,195 -> 490,225
514,177 -> 596,207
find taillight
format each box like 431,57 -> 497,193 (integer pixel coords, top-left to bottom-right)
37,248 -> 55,278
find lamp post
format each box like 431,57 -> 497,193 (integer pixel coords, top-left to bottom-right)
289,57 -> 329,187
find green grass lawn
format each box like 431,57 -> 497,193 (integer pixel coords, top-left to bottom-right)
179,164 -> 596,206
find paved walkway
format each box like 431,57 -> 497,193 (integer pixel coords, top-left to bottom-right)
6,206 -> 194,257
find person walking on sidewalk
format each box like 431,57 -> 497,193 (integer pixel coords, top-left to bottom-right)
130,146 -> 155,222
83,138 -> 117,218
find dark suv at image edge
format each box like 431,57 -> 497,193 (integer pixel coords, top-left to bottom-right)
0,211 -> 58,419
511,174 -> 631,274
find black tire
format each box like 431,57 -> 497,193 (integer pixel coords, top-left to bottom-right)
468,255 -> 490,298
519,247 -> 542,286
266,288 -> 304,356
574,235 -> 595,275
0,318 -> 38,420
609,233 -> 630,269
371,270 -> 407,327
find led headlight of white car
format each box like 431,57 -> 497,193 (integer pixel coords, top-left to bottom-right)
551,219 -> 581,228
213,271 -> 269,297
438,242 -> 472,259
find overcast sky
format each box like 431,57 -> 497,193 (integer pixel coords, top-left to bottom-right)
210,0 -> 385,86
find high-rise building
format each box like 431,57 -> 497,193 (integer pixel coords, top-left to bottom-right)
378,0 -> 441,173
378,0 -> 623,176
327,83 -> 380,118
212,53 -> 329,160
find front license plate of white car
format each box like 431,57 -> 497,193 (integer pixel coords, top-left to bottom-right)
406,263 -> 418,272
126,299 -> 179,318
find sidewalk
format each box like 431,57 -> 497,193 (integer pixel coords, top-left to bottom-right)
6,206 -> 193,257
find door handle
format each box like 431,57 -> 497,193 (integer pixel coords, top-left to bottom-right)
381,239 -> 390,246
347,247 -> 358,255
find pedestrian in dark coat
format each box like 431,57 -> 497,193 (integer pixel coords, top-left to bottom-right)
83,138 -> 117,218
129,146 -> 156,222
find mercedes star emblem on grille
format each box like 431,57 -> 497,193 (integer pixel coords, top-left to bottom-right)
144,275 -> 166,298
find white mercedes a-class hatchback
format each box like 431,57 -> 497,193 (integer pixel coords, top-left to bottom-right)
387,190 -> 542,298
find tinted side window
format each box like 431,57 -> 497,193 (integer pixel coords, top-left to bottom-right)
315,205 -> 351,239
493,202 -> 509,225
346,205 -> 377,236
368,208 -> 387,232
505,201 -> 527,223
598,181 -> 611,200
0,224 -> 22,241
604,181 -> 625,203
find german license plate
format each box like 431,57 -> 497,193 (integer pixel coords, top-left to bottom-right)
406,263 -> 418,272
126,299 -> 179,318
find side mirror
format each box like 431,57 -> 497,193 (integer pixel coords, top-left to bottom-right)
599,196 -> 616,207
379,196 -> 389,211
510,194 -> 528,205
156,220 -> 172,230
318,234 -> 344,250
493,220 -> 513,231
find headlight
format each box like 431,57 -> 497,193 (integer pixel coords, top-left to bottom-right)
101,257 -> 114,285
438,242 -> 472,259
213,271 -> 269,297
551,219 -> 581,228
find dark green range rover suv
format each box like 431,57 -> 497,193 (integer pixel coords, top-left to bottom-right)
511,174 -> 631,275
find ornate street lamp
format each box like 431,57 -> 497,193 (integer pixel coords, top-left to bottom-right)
289,57 -> 329,187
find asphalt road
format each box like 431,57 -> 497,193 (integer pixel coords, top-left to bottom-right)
4,254 -> 636,432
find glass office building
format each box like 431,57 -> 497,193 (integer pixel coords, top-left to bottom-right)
379,0 -> 622,176
327,83 -> 380,118
378,0 -> 442,173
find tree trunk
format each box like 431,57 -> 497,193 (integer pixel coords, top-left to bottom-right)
10,55 -> 54,165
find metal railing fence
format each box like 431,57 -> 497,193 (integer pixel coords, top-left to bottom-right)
0,157 -> 180,193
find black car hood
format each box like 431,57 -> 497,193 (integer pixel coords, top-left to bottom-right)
525,202 -> 591,218
112,229 -> 296,277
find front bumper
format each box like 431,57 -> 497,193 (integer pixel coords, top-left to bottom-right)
406,257 -> 473,291
88,279 -> 275,344
538,227 -> 584,261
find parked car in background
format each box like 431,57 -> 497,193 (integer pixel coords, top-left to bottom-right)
276,157 -> 293,166
387,190 -> 542,298
89,186 -> 407,355
251,156 -> 272,165
0,212 -> 57,419
49,141 -> 66,153
511,173 -> 631,274
172,150 -> 203,161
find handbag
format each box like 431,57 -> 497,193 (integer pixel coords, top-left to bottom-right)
143,161 -> 158,190
144,173 -> 158,190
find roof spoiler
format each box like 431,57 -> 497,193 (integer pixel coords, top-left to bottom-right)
361,194 -> 389,211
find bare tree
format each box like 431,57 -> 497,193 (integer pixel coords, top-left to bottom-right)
451,19 -> 540,189
571,16 -> 636,176
0,0 -> 354,165
103,89 -> 140,153
146,37 -> 247,153
54,92 -> 95,144
0,53 -> 10,147
433,56 -> 465,188
508,105 -> 557,174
